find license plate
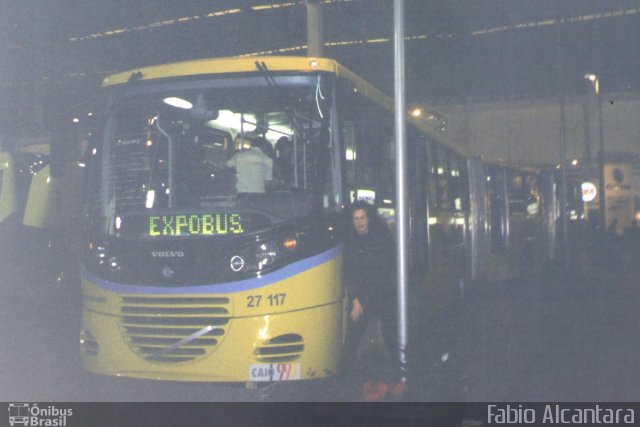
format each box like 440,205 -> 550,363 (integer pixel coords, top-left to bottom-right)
249,363 -> 301,382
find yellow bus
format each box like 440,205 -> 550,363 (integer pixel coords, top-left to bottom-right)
79,55 -> 555,383
80,57 -> 353,382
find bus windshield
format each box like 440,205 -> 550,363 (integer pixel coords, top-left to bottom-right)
92,76 -> 332,237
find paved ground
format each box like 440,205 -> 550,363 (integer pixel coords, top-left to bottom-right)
457,251 -> 640,402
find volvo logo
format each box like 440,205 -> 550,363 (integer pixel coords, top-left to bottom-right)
230,255 -> 246,272
161,266 -> 175,279
152,251 -> 185,258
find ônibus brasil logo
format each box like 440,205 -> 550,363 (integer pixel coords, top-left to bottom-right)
8,403 -> 73,426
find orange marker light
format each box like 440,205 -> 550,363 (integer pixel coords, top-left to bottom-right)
282,238 -> 298,251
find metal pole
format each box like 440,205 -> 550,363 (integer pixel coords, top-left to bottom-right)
597,85 -> 606,233
306,1 -> 323,57
555,3 -> 568,271
156,117 -> 173,209
393,0 -> 408,381
559,93 -> 568,272
582,93 -> 592,177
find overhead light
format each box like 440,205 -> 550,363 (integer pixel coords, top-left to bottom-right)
584,73 -> 599,94
207,110 -> 257,134
163,97 -> 193,109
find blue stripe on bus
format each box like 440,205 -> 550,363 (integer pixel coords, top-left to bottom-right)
82,245 -> 342,295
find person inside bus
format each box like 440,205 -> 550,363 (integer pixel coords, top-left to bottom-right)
342,200 -> 406,400
274,136 -> 294,188
226,135 -> 273,194
260,136 -> 276,161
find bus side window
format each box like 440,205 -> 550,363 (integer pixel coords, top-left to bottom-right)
339,90 -> 394,208
525,174 -> 540,219
449,152 -> 468,244
507,171 -> 527,216
342,120 -> 357,198
507,171 -> 541,220
428,145 -> 469,245
433,145 -> 450,210
486,166 -> 508,252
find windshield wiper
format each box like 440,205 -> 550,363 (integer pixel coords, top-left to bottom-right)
154,115 -> 174,209
255,61 -> 277,87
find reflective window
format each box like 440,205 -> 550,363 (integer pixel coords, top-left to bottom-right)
93,77 -> 331,236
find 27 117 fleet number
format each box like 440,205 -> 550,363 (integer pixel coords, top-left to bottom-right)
246,293 -> 287,308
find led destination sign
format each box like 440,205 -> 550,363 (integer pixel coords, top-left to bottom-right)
118,212 -> 271,237
149,213 -> 244,236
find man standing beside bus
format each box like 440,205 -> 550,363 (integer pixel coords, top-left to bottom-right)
342,201 -> 406,401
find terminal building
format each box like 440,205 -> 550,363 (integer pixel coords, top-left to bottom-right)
424,91 -> 640,230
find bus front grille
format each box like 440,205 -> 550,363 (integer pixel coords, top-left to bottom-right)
120,295 -> 230,363
255,333 -> 304,363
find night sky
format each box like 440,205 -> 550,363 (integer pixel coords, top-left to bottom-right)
1,0 -> 639,131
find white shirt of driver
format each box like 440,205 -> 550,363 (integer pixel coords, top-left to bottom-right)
227,147 -> 273,193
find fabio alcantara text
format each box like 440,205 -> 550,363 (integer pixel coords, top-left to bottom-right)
487,404 -> 635,424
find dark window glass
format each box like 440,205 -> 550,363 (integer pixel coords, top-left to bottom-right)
486,166 -> 507,251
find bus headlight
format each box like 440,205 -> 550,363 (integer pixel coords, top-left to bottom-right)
88,242 -> 121,274
94,245 -> 107,265
255,242 -> 278,270
108,256 -> 121,273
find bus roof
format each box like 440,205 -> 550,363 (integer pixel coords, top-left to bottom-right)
102,56 -> 341,87
102,55 -> 462,155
